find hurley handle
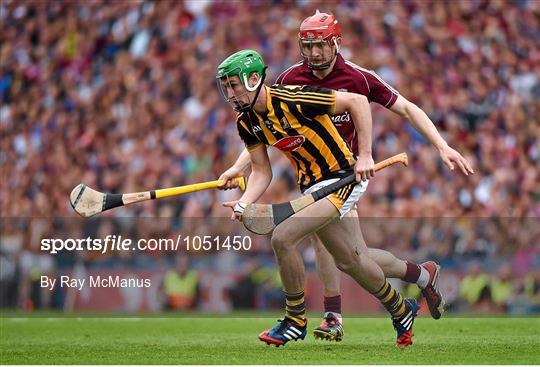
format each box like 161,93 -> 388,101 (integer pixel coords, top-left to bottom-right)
311,153 -> 408,202
311,174 -> 356,201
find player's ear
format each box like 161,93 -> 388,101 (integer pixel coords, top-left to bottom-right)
248,72 -> 260,88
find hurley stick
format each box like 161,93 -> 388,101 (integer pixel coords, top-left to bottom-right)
71,177 -> 246,217
242,153 -> 408,234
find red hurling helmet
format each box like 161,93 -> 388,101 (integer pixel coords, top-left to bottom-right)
299,10 -> 341,70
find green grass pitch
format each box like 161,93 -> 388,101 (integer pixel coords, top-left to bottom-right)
1,315 -> 539,364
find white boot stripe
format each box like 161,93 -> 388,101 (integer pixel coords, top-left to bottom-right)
399,311 -> 413,326
401,316 -> 412,327
402,320 -> 412,330
289,326 -> 301,335
433,266 -> 440,289
403,317 -> 413,329
286,329 -> 299,337
403,320 -> 413,330
283,333 -> 292,340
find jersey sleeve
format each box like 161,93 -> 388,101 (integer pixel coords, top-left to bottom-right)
363,70 -> 399,108
236,117 -> 262,152
272,85 -> 336,118
298,86 -> 336,118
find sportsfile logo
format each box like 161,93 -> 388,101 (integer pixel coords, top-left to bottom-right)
40,235 -> 252,254
272,135 -> 305,152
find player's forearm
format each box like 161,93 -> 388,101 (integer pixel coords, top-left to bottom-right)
350,95 -> 373,155
233,148 -> 252,173
238,166 -> 272,204
404,103 -> 448,150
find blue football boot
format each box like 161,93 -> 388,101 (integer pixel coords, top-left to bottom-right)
393,298 -> 420,348
258,317 -> 307,347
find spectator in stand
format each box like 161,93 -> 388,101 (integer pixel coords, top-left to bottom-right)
160,256 -> 199,310
523,268 -> 540,314
459,261 -> 491,312
490,263 -> 514,313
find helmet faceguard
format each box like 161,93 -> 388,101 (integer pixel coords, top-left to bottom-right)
298,10 -> 341,70
216,50 -> 267,112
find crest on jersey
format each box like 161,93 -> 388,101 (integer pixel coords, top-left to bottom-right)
273,135 -> 305,152
279,116 -> 291,130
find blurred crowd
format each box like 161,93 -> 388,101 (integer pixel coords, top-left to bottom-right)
0,0 -> 539,313
1,0 -> 539,219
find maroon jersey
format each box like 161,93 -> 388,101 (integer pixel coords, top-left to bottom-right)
275,54 -> 399,155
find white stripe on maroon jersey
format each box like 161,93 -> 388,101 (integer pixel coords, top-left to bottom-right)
344,60 -> 400,95
276,61 -> 303,84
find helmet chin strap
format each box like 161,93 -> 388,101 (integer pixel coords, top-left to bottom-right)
243,73 -> 262,92
237,67 -> 267,112
333,37 -> 340,53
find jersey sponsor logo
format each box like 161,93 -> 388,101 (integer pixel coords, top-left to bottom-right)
273,135 -> 306,152
252,125 -> 262,132
333,90 -> 349,126
331,111 -> 351,125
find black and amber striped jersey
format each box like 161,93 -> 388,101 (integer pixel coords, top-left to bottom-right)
236,84 -> 356,189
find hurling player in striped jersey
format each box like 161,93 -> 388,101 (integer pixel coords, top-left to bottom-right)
219,11 -> 474,344
218,49 -> 421,348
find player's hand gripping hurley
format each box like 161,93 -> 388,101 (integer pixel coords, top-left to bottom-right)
241,153 -> 408,234
70,177 -> 246,217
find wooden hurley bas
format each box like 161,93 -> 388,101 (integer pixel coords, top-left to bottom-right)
241,153 -> 408,235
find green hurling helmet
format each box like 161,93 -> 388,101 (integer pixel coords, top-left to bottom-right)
217,50 -> 266,91
216,50 -> 267,112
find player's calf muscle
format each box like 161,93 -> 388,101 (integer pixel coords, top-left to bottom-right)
275,255 -> 305,294
313,237 -> 341,294
367,248 -> 407,278
330,249 -> 384,291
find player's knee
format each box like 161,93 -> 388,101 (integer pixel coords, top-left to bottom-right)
270,234 -> 288,253
334,257 -> 359,275
271,230 -> 294,253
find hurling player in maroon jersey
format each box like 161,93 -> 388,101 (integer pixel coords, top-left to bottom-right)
219,11 -> 474,342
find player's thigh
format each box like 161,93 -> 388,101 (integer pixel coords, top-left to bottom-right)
272,197 -> 339,247
312,232 -> 338,265
312,232 -> 337,267
316,209 -> 368,261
